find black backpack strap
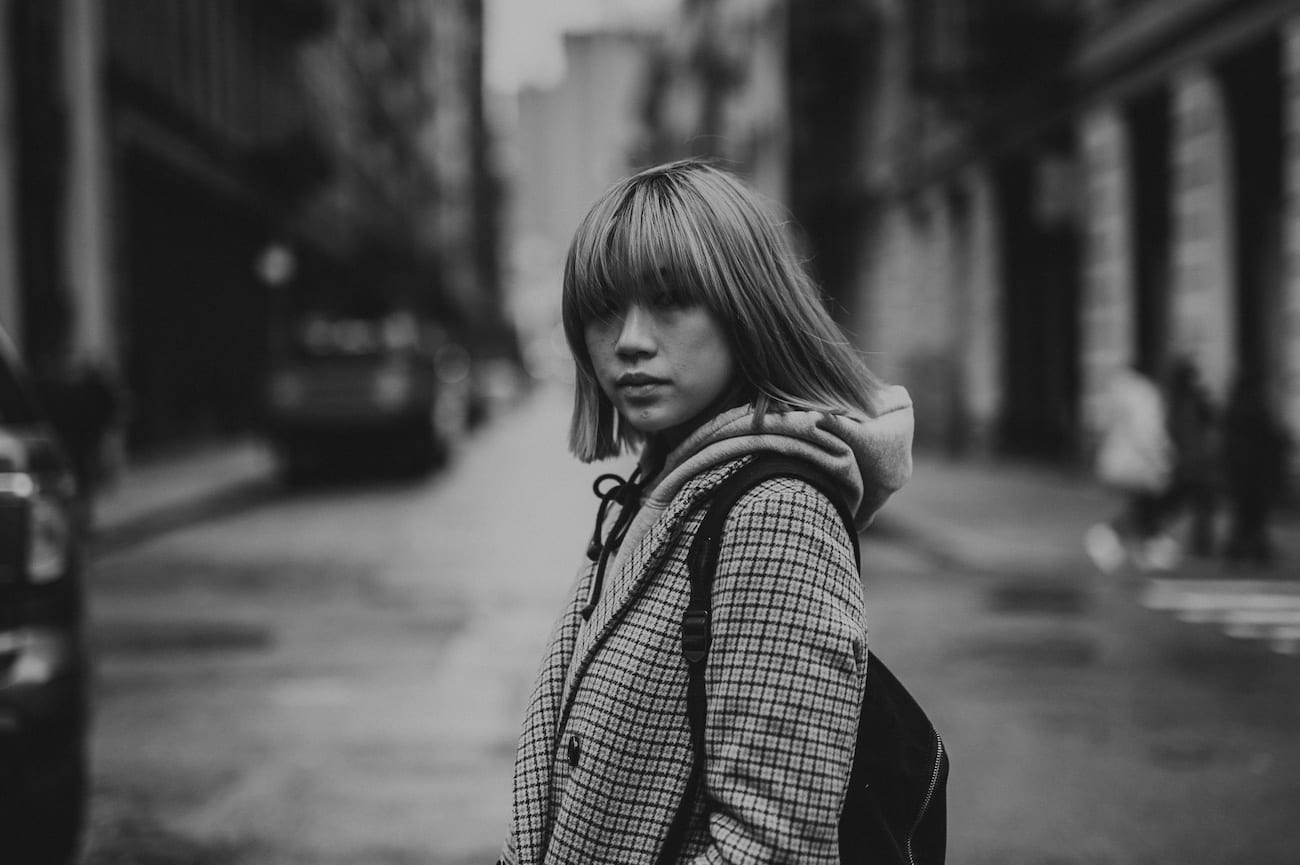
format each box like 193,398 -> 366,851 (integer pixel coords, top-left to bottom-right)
655,454 -> 859,864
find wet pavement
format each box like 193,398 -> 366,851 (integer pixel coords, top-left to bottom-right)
80,381 -> 1300,865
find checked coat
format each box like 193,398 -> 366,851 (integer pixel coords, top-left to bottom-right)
501,394 -> 914,865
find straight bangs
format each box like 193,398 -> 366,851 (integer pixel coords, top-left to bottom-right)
563,174 -> 732,335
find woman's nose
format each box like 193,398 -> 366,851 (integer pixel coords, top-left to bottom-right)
614,304 -> 655,357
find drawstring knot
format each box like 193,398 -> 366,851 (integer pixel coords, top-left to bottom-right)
581,468 -> 644,619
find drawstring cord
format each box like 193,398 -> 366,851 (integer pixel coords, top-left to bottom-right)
581,468 -> 644,620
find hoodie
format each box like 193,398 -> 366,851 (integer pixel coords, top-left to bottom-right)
601,383 -> 915,586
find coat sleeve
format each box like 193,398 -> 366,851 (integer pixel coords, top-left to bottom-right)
687,477 -> 868,865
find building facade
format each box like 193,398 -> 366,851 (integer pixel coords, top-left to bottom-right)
639,0 -> 789,201
105,0 -> 329,447
860,0 -> 1083,457
0,0 -> 501,451
505,26 -> 662,377
880,0 -> 1300,464
643,0 -> 1300,471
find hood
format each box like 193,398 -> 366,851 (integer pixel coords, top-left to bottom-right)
641,384 -> 914,530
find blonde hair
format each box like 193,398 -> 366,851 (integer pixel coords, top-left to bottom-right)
563,159 -> 884,462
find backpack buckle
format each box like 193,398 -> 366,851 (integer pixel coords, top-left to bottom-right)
681,609 -> 710,662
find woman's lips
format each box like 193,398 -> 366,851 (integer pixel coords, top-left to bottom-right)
616,374 -> 667,399
617,373 -> 665,385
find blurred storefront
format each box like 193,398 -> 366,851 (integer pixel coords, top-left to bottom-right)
109,0 -> 328,448
0,0 -> 506,453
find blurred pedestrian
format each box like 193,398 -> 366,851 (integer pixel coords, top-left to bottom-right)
1085,366 -> 1177,573
1161,358 -> 1219,557
1220,373 -> 1291,568
498,160 -> 916,864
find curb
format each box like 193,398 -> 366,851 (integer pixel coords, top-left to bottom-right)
89,442 -> 281,557
89,475 -> 281,558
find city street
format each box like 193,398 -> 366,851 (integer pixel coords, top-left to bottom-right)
6,4 -> 1300,865
81,385 -> 1300,865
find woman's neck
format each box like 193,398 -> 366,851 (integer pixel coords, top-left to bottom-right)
645,382 -> 752,464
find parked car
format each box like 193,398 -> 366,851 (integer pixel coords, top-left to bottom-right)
264,311 -> 448,481
0,324 -> 90,864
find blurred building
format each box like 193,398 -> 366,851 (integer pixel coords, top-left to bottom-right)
0,0 -> 503,452
639,1 -> 896,327
639,0 -> 789,200
858,0 -> 1083,459
427,0 -> 506,353
639,0 -> 1300,472
875,0 -> 1300,466
505,26 -> 662,377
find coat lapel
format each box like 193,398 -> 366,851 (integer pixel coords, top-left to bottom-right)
567,502 -> 679,680
513,567 -> 588,865
514,459 -> 747,864
560,465 -> 733,722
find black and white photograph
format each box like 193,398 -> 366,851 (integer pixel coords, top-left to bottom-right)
1,1 -> 1299,863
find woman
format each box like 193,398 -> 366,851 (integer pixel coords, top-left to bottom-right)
1085,366 -> 1176,573
500,160 -> 914,864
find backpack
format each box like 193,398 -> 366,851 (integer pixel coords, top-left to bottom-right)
655,454 -> 949,865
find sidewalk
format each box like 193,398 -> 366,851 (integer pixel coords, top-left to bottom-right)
91,438 -> 280,554
876,457 -> 1110,576
877,454 -> 1300,655
876,454 -> 1300,580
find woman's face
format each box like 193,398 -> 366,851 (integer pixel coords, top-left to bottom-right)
584,298 -> 736,440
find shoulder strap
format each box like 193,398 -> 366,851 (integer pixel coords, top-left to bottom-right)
681,454 -> 859,670
687,454 -> 860,590
655,454 -> 860,865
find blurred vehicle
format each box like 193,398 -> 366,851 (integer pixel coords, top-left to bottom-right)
264,310 -> 449,481
0,324 -> 90,865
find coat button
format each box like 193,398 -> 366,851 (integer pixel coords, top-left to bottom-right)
567,735 -> 581,767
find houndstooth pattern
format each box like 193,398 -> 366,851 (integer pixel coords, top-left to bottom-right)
502,458 -> 868,865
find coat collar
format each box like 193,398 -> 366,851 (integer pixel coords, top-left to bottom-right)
563,461 -> 736,707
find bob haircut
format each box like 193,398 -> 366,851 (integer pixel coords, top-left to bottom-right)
563,159 -> 884,462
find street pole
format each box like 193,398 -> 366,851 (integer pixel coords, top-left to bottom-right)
62,0 -> 115,367
0,0 -> 22,348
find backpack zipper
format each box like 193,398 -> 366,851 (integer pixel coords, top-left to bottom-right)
905,733 -> 945,865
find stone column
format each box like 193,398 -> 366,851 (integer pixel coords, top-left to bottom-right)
961,165 -> 1002,454
62,0 -> 115,364
853,206 -> 898,383
907,190 -> 955,448
1170,66 -> 1234,403
0,0 -> 21,348
1282,17 -> 1300,443
928,186 -> 960,450
1079,104 -> 1134,436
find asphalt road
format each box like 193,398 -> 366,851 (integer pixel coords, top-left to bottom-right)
80,387 -> 1300,865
